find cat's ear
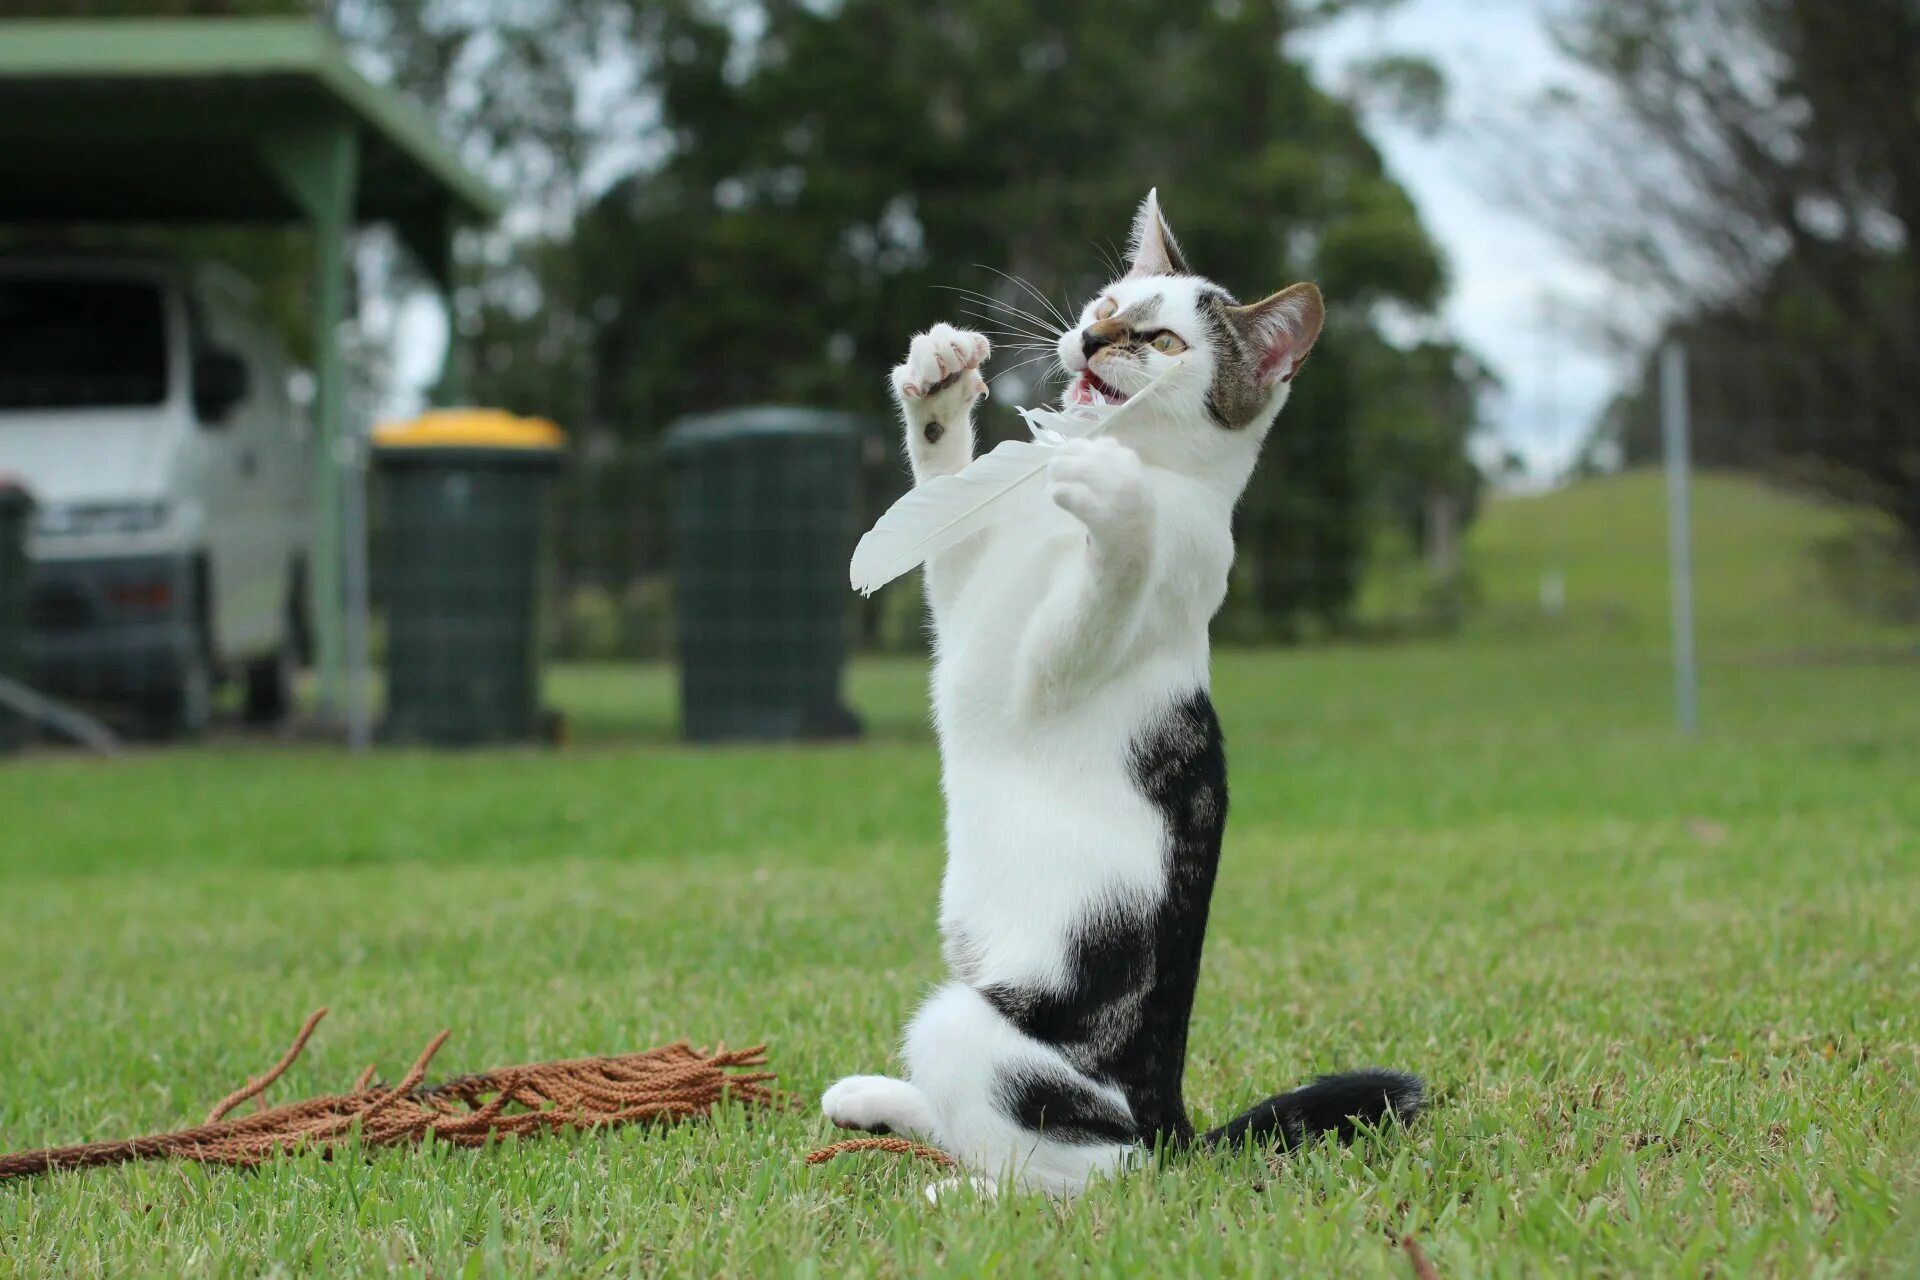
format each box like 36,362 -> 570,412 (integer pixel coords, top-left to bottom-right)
1227,283 -> 1325,387
1126,188 -> 1191,278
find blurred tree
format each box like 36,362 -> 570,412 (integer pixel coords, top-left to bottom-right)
326,0 -> 638,230
1532,0 -> 1920,561
6,0 -> 1482,639
467,0 -> 1458,637
1358,338 -> 1496,553
1,1 -> 308,12
1579,292 -> 1810,477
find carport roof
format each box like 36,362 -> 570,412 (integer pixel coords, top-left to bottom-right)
0,18 -> 504,226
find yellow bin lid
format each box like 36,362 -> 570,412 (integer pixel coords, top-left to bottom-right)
372,409 -> 566,451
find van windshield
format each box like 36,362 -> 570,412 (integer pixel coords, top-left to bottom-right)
0,278 -> 169,411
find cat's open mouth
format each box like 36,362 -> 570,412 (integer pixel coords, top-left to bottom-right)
1068,368 -> 1130,407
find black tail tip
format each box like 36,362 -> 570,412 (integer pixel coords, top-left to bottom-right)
1301,1067 -> 1427,1132
1202,1068 -> 1426,1151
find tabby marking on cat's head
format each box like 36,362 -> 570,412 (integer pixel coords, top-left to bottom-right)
1056,189 -> 1325,437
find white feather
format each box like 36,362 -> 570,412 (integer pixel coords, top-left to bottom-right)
849,363 -> 1181,595
850,439 -> 1053,596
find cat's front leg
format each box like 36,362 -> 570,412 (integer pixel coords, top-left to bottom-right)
1015,437 -> 1157,710
1046,436 -> 1153,550
891,323 -> 989,485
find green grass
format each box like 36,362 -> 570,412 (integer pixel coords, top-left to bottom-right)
3,637 -> 1918,1276
1363,469 -> 1920,656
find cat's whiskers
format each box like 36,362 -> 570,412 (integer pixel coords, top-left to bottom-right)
960,330 -> 1054,355
955,314 -> 1059,355
987,351 -> 1067,395
937,286 -> 1061,342
962,331 -> 1056,357
989,349 -> 1063,376
936,282 -> 1054,322
960,301 -> 1067,335
978,265 -> 1075,333
983,347 -> 1060,365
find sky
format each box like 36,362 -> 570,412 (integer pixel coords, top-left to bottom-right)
385,0 -> 1632,481
1301,0 -> 1628,480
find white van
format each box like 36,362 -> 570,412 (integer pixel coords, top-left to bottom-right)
0,255 -> 312,737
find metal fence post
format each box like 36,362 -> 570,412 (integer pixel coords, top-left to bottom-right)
1660,341 -> 1699,735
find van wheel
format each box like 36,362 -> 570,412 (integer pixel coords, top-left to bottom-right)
243,647 -> 294,725
245,576 -> 303,725
142,646 -> 213,741
287,558 -> 313,666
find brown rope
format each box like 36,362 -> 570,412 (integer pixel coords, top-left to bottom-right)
1400,1235 -> 1442,1280
204,1006 -> 331,1124
0,1009 -> 787,1183
805,1136 -> 957,1168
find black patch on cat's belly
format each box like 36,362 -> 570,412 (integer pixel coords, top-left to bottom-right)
982,692 -> 1227,1148
994,1067 -> 1139,1145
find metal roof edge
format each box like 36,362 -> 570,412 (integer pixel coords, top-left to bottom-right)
0,18 -> 505,223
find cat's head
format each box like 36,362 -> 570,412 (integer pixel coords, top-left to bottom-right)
1056,190 -> 1324,447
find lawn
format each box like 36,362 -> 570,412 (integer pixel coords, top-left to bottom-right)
1364,468 -> 1920,656
2,636 -> 1917,1276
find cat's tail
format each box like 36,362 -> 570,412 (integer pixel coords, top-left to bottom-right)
1197,1069 -> 1425,1151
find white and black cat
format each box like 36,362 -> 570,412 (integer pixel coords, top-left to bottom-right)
822,190 -> 1423,1198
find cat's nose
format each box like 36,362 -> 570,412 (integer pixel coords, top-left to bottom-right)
1082,317 -> 1128,360
1082,318 -> 1121,360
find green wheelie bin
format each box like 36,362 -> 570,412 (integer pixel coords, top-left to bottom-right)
373,411 -> 565,746
662,408 -> 863,743
0,476 -> 33,753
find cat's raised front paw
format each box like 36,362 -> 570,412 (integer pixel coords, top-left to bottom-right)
893,324 -> 991,417
1046,436 -> 1147,531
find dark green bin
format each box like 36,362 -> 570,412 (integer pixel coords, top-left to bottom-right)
0,477 -> 33,753
663,408 -> 863,743
373,412 -> 564,746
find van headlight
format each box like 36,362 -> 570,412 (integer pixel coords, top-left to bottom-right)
33,501 -> 170,539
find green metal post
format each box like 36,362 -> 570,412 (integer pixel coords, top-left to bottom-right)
311,137 -> 357,715
260,117 -> 359,716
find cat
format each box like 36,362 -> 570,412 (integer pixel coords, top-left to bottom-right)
821,190 -> 1423,1198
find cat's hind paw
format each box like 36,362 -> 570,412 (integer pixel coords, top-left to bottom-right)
924,1175 -> 1000,1206
821,1074 -> 934,1136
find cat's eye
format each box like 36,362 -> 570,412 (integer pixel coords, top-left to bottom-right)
1094,297 -> 1117,320
1151,332 -> 1187,354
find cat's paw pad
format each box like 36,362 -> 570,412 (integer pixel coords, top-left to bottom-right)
821,1075 -> 906,1133
893,324 -> 990,410
1047,437 -> 1146,527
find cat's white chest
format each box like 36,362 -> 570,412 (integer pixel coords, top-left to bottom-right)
927,502 -> 1080,725
924,499 -> 1187,989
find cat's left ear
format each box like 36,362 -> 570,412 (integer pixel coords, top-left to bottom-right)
1228,283 -> 1325,387
1126,188 -> 1191,278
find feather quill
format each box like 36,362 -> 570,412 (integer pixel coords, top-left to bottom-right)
849,361 -> 1182,595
